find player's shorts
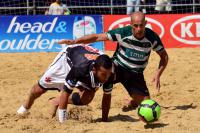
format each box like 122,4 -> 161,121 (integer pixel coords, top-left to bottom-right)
112,62 -> 150,96
155,0 -> 172,11
38,47 -> 71,91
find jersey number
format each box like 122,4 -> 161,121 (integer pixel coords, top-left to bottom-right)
84,54 -> 99,60
83,45 -> 99,53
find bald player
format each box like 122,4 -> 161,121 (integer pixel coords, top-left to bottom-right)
58,11 -> 169,111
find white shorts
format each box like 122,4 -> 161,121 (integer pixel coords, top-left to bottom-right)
39,47 -> 71,91
155,0 -> 172,11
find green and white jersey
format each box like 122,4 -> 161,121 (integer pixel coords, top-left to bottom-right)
106,25 -> 165,73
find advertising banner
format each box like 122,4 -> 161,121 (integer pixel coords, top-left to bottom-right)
103,14 -> 200,50
0,15 -> 103,52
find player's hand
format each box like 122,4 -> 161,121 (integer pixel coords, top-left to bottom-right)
152,73 -> 161,92
58,39 -> 75,45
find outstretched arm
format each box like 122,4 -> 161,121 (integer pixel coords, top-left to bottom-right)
102,93 -> 111,122
152,49 -> 169,91
58,33 -> 109,45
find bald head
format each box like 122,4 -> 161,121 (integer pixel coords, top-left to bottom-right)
130,11 -> 146,39
131,11 -> 145,23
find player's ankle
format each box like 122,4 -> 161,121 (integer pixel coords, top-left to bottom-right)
58,108 -> 67,123
17,105 -> 28,114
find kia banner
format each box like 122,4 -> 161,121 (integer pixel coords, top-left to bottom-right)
103,14 -> 200,50
0,15 -> 103,53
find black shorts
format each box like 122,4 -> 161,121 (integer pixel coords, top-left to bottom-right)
104,63 -> 150,96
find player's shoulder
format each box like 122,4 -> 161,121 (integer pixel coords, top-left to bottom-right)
122,25 -> 132,30
117,25 -> 132,32
145,27 -> 157,35
108,25 -> 132,32
107,25 -> 132,38
145,27 -> 160,40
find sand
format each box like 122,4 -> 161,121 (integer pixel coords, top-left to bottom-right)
0,48 -> 200,133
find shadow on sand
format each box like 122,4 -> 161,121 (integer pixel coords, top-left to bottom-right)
93,114 -> 139,123
144,123 -> 169,129
161,103 -> 197,110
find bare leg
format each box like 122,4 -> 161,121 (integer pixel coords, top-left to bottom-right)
17,84 -> 46,114
23,84 -> 46,109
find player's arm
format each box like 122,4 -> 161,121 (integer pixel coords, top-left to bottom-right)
102,93 -> 111,122
102,82 -> 113,122
58,33 -> 109,45
156,49 -> 169,77
152,34 -> 169,73
152,33 -> 169,91
153,49 -> 169,91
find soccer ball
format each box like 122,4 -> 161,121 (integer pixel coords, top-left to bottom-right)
137,99 -> 161,123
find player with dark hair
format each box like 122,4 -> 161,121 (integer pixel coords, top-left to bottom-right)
17,44 -> 113,123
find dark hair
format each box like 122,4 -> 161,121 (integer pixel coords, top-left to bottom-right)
94,54 -> 112,69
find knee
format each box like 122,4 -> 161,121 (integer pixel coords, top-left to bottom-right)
81,96 -> 93,105
72,92 -> 83,105
71,92 -> 94,105
30,84 -> 46,98
81,91 -> 95,105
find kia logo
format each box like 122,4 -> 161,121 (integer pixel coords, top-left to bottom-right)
108,17 -> 164,38
170,15 -> 200,45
